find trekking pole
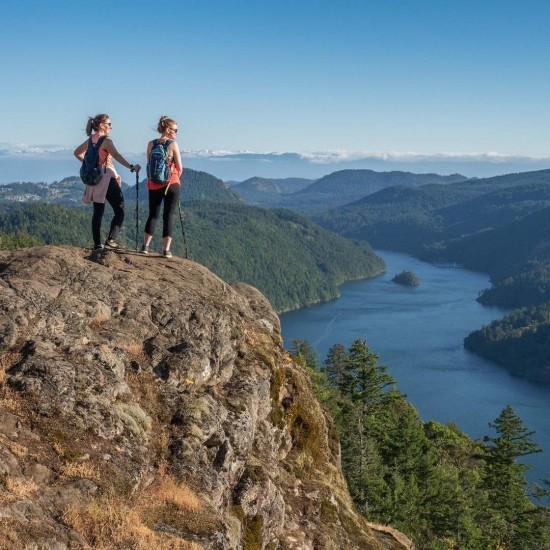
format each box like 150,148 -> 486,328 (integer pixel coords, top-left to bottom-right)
135,168 -> 140,251
178,200 -> 189,259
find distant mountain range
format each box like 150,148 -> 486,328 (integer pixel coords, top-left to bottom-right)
230,177 -> 313,206
0,168 -> 468,215
3,146 -> 550,183
230,169 -> 468,213
315,168 -> 550,277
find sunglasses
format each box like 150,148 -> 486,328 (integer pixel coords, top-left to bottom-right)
103,122 -> 112,127
169,127 -> 178,133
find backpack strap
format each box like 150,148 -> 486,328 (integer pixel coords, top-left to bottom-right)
94,135 -> 108,169
156,138 -> 173,151
88,135 -> 107,150
96,135 -> 107,148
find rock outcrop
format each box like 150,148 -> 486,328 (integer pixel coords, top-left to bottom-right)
0,246 -> 412,549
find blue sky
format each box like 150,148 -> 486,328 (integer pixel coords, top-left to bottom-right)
1,0 -> 550,181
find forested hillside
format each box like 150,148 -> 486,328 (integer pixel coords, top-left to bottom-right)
314,169 -> 550,382
464,304 -> 550,382
316,169 -> 550,259
0,198 -> 383,312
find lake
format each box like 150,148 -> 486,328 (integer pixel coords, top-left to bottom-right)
280,250 -> 549,486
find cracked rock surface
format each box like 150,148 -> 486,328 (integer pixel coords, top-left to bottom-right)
0,246 -> 412,550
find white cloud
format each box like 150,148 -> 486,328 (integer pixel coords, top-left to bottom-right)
2,142 -> 549,165
0,143 -> 72,155
296,150 -> 550,164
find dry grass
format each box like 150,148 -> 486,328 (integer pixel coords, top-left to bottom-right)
62,497 -> 196,549
0,350 -> 26,415
3,476 -> 39,500
0,386 -> 25,415
6,441 -> 28,458
62,480 -> 205,550
122,342 -> 149,365
145,474 -> 201,512
52,441 -> 65,457
0,515 -> 81,549
60,461 -> 101,481
126,369 -> 159,404
0,350 -> 21,371
0,350 -> 21,386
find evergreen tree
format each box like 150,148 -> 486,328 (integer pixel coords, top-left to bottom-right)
289,340 -> 341,420
323,343 -> 347,388
340,339 -> 398,409
482,405 -> 543,548
337,340 -> 402,516
290,339 -> 319,370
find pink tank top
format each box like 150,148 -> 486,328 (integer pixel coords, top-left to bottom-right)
91,134 -> 114,170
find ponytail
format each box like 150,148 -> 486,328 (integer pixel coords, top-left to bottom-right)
157,115 -> 176,134
86,114 -> 109,135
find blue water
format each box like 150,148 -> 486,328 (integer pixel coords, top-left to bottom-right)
280,250 -> 550,486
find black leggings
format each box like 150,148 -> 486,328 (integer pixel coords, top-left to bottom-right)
145,184 -> 181,239
92,178 -> 125,246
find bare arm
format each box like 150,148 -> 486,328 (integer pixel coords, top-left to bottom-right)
170,141 -> 183,175
102,137 -> 134,170
73,139 -> 89,162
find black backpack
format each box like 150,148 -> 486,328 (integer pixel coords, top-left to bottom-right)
147,139 -> 174,184
80,135 -> 107,186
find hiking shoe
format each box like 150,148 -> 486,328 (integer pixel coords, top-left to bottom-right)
163,250 -> 173,258
140,245 -> 149,254
92,244 -> 104,252
105,239 -> 123,250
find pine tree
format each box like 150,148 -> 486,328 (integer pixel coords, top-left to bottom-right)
290,339 -> 318,370
324,343 -> 347,388
482,405 -> 543,548
336,340 -> 403,517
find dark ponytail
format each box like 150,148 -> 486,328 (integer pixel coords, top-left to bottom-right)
86,114 -> 109,136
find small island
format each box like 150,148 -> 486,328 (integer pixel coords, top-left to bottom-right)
392,270 -> 420,287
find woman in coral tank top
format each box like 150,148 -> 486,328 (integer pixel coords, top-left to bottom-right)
141,115 -> 183,258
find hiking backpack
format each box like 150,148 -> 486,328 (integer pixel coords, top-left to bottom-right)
80,135 -> 107,186
147,139 -> 174,184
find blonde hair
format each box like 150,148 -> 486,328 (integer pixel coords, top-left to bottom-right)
85,114 -> 109,136
157,115 -> 177,134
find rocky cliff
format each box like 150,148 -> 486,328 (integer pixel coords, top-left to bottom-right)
0,246 -> 412,550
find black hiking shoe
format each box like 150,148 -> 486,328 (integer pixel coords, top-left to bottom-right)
140,245 -> 149,254
105,239 -> 123,250
163,250 -> 173,259
92,244 -> 104,252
